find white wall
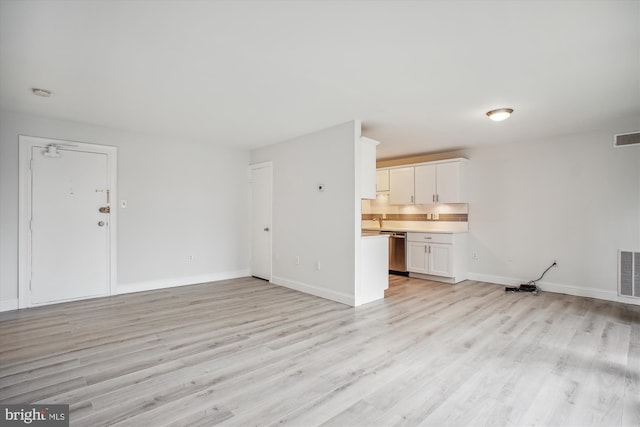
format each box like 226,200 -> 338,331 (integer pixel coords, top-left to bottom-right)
466,130 -> 640,302
250,121 -> 360,305
0,110 -> 250,310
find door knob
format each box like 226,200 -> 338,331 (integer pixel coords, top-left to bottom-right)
264,227 -> 270,232
98,221 -> 105,227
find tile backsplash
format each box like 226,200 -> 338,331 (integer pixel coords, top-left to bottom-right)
362,193 -> 468,222
362,213 -> 468,222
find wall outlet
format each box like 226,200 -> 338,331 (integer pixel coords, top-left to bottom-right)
295,256 -> 300,265
382,213 -> 386,219
472,252 -> 478,260
432,212 -> 439,220
426,213 -> 432,220
188,255 -> 194,262
316,261 -> 321,270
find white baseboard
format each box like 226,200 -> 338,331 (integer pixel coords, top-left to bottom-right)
117,269 -> 251,295
467,273 -> 523,287
0,298 -> 19,312
271,275 -> 355,306
467,272 -> 640,306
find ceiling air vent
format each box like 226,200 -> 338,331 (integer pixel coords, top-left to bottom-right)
614,131 -> 640,148
619,250 -> 640,298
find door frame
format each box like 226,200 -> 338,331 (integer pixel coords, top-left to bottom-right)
18,135 -> 118,308
249,161 -> 273,281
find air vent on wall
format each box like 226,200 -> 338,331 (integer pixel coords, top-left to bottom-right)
614,131 -> 640,148
619,250 -> 640,298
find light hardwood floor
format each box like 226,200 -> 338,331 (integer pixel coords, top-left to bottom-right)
1,276 -> 639,426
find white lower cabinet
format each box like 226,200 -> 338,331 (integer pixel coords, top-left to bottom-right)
407,232 -> 467,283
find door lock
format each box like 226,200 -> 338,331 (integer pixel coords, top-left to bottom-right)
99,206 -> 110,213
264,227 -> 270,232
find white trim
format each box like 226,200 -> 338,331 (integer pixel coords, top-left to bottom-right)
467,272 -> 640,306
249,161 -> 273,169
271,275 -> 355,306
0,299 -> 19,312
117,270 -> 250,295
18,135 -> 118,308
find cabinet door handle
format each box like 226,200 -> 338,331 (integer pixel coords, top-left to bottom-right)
436,194 -> 439,202
432,194 -> 435,202
411,195 -> 414,203
428,246 -> 431,254
424,245 -> 427,253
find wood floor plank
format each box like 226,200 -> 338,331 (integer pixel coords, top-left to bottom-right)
1,276 -> 638,426
622,322 -> 640,426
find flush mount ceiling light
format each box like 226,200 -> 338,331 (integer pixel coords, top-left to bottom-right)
486,108 -> 513,122
32,88 -> 52,97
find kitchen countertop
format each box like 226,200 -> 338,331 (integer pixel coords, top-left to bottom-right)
361,231 -> 390,238
361,219 -> 468,234
362,227 -> 468,234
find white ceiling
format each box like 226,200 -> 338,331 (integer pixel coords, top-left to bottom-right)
1,0 -> 639,158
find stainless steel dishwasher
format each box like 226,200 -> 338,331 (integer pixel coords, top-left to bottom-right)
382,231 -> 408,275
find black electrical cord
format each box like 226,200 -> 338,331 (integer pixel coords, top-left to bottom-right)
505,261 -> 557,294
527,261 -> 557,286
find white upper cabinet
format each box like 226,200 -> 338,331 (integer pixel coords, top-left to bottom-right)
360,137 -> 380,199
389,167 -> 415,204
414,164 -> 437,204
434,161 -> 465,203
376,169 -> 389,192
387,158 -> 467,205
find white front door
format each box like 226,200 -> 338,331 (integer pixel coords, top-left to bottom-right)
251,163 -> 272,280
19,137 -> 117,307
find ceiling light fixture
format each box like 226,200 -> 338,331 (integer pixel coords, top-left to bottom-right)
486,108 -> 513,122
32,88 -> 52,97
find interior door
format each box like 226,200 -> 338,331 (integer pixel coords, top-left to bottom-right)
251,163 -> 272,280
30,146 -> 111,304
